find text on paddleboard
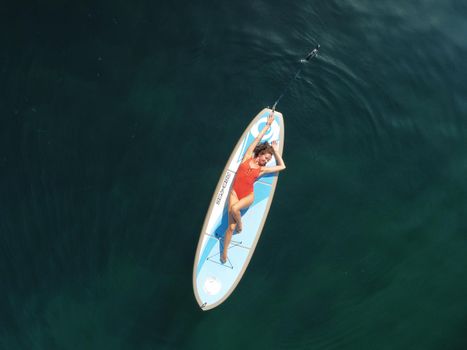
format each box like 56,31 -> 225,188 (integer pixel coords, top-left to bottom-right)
216,172 -> 232,205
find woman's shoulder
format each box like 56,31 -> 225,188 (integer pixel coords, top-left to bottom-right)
242,155 -> 253,163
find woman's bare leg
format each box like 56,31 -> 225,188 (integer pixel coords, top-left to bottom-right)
222,192 -> 254,262
222,191 -> 239,263
230,192 -> 254,233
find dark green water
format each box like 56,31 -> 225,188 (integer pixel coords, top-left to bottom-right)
1,1 -> 467,349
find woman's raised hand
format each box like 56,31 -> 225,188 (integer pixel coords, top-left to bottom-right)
271,140 -> 279,152
267,112 -> 275,126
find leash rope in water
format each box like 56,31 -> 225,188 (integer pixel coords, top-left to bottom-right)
271,44 -> 320,112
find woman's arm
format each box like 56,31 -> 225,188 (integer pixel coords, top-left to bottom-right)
259,141 -> 286,176
242,112 -> 275,161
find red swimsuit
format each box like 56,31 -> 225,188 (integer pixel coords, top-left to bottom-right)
232,158 -> 261,200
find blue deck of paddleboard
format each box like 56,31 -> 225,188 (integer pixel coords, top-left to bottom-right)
195,110 -> 281,307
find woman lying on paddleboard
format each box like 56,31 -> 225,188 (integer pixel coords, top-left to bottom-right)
222,112 -> 286,263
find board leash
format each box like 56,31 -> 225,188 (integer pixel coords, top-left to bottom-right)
271,44 -> 320,113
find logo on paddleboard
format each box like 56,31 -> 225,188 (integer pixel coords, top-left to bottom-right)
203,276 -> 222,295
251,117 -> 279,142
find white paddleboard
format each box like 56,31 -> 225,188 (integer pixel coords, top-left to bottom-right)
193,108 -> 284,310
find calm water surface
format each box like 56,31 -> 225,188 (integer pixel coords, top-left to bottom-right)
1,0 -> 466,349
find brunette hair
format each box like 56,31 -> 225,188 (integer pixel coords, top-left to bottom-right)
253,141 -> 274,157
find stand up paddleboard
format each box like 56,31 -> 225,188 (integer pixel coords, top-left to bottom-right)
193,108 -> 284,310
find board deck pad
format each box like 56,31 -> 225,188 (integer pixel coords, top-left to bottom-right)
193,108 -> 284,310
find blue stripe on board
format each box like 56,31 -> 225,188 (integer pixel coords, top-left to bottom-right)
196,235 -> 218,276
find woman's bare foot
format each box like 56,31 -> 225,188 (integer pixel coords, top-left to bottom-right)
236,220 -> 242,232
220,255 -> 227,264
